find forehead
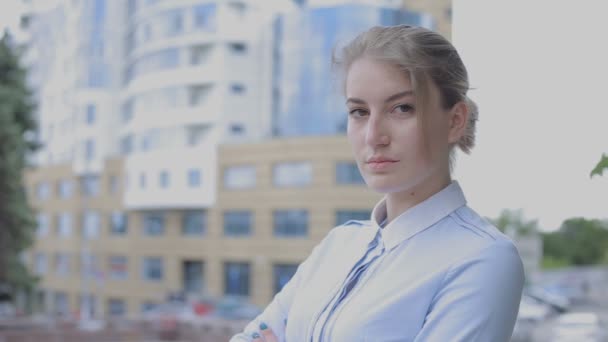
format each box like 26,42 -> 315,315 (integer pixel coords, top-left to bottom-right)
345,58 -> 413,101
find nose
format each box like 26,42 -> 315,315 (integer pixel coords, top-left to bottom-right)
365,111 -> 390,147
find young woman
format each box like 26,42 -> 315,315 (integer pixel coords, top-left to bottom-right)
231,25 -> 524,342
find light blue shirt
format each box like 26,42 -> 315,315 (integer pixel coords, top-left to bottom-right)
231,181 -> 525,341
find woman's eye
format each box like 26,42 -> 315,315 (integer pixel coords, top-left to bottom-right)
393,104 -> 414,114
349,109 -> 368,117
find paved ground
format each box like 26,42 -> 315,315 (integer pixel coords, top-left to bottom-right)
530,300 -> 608,342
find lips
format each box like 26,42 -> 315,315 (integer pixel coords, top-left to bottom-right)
366,156 -> 398,163
366,157 -> 399,171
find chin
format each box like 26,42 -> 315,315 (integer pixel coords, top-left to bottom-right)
366,179 -> 407,194
365,174 -> 424,194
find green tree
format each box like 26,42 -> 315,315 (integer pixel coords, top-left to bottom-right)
491,209 -> 539,237
542,218 -> 608,266
590,153 -> 608,178
0,32 -> 39,294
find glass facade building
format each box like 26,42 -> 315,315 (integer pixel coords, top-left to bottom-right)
273,4 -> 431,136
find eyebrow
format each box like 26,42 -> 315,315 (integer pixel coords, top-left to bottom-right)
346,90 -> 414,105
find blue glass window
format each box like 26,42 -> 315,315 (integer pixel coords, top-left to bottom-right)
273,210 -> 308,237
143,212 -> 165,236
273,264 -> 298,294
193,4 -> 217,31
335,210 -> 371,226
182,211 -> 206,236
224,211 -> 252,237
224,262 -> 250,296
187,169 -> 201,187
336,162 -> 365,185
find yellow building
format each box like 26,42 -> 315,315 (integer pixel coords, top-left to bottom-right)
24,136 -> 380,318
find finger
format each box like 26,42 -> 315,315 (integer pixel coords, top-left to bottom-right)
251,332 -> 264,342
259,322 -> 278,342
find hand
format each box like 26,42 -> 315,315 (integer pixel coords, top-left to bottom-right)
252,322 -> 278,342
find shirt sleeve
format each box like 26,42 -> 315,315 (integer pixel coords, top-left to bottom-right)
229,229 -> 335,342
412,240 -> 525,342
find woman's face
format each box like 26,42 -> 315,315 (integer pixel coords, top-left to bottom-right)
345,57 -> 454,194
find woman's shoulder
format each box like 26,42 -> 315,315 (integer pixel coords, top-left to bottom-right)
427,205 -> 523,267
444,205 -> 516,245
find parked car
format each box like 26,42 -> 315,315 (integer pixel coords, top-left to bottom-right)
518,294 -> 552,322
526,285 -> 570,313
211,296 -> 262,320
551,312 -> 607,342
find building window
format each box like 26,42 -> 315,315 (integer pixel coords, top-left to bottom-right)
229,43 -> 247,54
80,174 -> 100,197
273,210 -> 308,237
335,210 -> 371,226
159,170 -> 169,188
143,212 -> 165,236
85,104 -> 96,125
84,139 -> 95,160
36,181 -> 51,200
224,262 -> 250,296
273,162 -> 312,187
230,83 -> 246,94
193,3 -> 217,31
55,253 -> 70,276
120,135 -> 133,155
336,162 -> 365,185
37,213 -> 50,237
230,124 -> 245,135
139,172 -> 146,189
57,212 -> 72,238
182,260 -> 204,293
141,301 -> 158,313
223,165 -> 255,189
108,256 -> 128,280
58,179 -> 73,198
121,99 -> 133,122
35,253 -> 47,275
223,211 -> 252,237
165,9 -> 183,36
188,84 -> 209,104
142,257 -> 163,282
110,212 -> 128,235
273,264 -> 298,295
80,253 -> 99,279
107,298 -> 126,317
187,169 -> 201,187
83,210 -> 100,239
182,211 -> 206,236
109,175 -> 119,194
53,291 -> 69,316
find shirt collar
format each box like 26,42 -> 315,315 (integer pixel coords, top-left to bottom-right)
370,180 -> 467,250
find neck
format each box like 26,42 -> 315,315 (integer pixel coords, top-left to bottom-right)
385,173 -> 452,224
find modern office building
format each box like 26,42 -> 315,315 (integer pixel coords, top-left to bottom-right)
402,0 -> 452,39
271,2 -> 433,137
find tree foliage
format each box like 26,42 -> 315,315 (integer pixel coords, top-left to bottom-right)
491,209 -> 538,237
590,153 -> 608,178
0,32 -> 39,292
542,218 -> 608,266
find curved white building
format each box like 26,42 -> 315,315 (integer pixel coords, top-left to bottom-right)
120,0 -> 290,209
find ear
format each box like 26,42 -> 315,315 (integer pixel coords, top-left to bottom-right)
447,101 -> 469,145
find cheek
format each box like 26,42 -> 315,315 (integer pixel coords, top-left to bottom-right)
347,124 -> 364,148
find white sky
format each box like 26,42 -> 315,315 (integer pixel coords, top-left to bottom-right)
452,0 -> 608,231
0,0 -> 21,35
2,0 -> 606,231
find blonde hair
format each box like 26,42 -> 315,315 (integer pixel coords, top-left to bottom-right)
332,25 -> 479,167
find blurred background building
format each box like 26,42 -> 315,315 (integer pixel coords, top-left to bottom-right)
21,0 -> 451,319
